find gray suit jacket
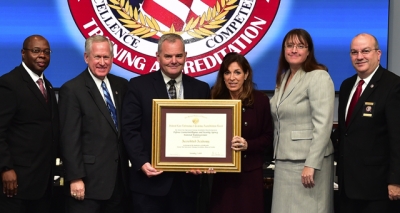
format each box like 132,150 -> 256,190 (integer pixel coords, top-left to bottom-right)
270,69 -> 334,170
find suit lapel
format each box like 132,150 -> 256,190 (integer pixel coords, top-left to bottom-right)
347,67 -> 382,127
340,75 -> 356,127
83,71 -> 118,134
44,77 -> 56,115
278,69 -> 305,106
19,66 -> 49,110
182,74 -> 194,99
109,75 -> 122,136
152,71 -> 170,99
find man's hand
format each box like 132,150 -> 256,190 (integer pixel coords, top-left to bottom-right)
141,162 -> 163,177
2,169 -> 17,197
70,179 -> 85,200
301,166 -> 315,188
388,184 -> 400,200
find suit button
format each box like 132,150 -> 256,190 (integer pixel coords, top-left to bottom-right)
115,159 -> 119,163
243,155 -> 247,158
243,108 -> 245,112
244,122 -> 247,126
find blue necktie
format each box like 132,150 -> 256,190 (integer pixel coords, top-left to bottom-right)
101,81 -> 118,130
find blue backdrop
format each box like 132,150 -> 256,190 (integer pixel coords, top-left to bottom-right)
0,0 -> 389,91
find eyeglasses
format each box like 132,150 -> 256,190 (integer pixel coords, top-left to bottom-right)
350,48 -> 378,56
285,44 -> 308,50
23,48 -> 52,55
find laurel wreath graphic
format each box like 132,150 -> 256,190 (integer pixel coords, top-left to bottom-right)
108,0 -> 238,38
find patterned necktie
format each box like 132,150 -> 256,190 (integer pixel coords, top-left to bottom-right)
346,79 -> 364,126
37,78 -> 47,102
168,79 -> 176,99
101,81 -> 118,130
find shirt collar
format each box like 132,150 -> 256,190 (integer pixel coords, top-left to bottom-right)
356,65 -> 379,86
22,62 -> 44,83
160,71 -> 182,85
87,68 -> 109,89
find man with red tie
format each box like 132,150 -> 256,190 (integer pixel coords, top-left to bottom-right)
0,35 -> 59,213
337,33 -> 400,213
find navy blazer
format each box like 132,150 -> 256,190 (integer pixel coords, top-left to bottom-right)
121,70 -> 210,196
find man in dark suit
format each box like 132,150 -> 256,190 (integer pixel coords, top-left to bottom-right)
0,35 -> 59,213
121,33 -> 211,213
58,35 -> 130,213
338,33 -> 400,213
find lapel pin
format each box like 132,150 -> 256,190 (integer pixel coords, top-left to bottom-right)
115,91 -> 118,95
370,84 -> 374,88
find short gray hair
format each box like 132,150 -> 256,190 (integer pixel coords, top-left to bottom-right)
85,35 -> 114,56
157,33 -> 185,53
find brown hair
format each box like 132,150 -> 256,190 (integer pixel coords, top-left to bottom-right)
275,29 -> 327,88
211,52 -> 255,106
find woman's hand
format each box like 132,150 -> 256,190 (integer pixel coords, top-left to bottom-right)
231,136 -> 248,151
301,166 -> 315,188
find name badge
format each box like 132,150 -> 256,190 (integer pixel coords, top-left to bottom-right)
362,102 -> 375,117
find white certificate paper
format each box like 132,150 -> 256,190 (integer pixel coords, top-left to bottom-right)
165,113 -> 227,158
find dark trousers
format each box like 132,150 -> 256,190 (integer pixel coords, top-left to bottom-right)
0,191 -> 51,213
131,177 -> 197,213
339,192 -> 400,213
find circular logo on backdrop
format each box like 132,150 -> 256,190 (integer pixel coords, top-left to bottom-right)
68,0 -> 280,77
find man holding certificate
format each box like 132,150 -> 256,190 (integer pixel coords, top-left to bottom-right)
121,33 -> 210,213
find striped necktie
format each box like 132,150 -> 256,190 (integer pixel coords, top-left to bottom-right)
101,81 -> 118,130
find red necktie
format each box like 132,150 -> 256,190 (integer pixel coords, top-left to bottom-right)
346,79 -> 364,126
37,78 -> 48,102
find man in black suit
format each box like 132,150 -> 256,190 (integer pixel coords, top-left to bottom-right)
0,35 -> 59,213
338,33 -> 400,212
59,35 -> 129,213
121,33 -> 211,213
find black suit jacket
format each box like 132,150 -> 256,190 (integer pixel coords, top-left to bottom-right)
121,71 -> 211,196
337,66 -> 400,200
0,64 -> 59,200
58,69 -> 129,200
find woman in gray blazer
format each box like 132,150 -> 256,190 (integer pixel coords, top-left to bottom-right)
270,29 -> 335,213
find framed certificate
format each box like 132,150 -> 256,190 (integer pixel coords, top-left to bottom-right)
152,99 -> 241,172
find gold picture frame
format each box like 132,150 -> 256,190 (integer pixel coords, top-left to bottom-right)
152,99 -> 242,172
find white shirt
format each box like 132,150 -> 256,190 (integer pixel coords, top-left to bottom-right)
345,65 -> 379,119
87,69 -> 116,107
161,71 -> 184,99
22,62 -> 46,89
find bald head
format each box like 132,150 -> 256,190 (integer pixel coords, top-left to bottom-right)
21,35 -> 51,76
350,33 -> 381,79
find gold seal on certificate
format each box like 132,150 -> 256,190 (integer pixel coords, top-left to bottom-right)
152,99 -> 241,172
